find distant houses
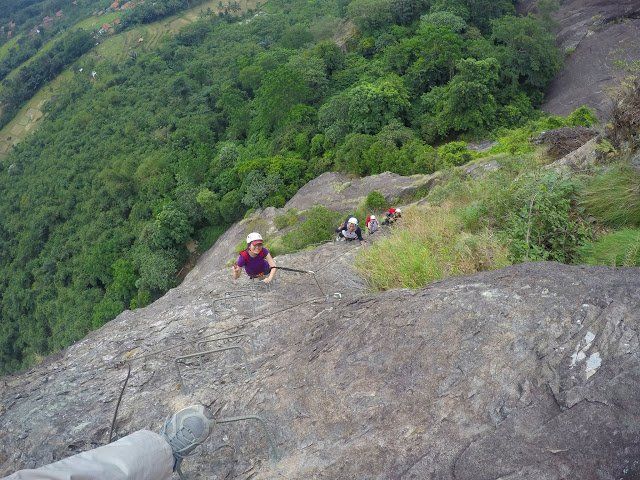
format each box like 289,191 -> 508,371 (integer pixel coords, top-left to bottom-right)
98,18 -> 121,35
3,0 -> 141,41
111,1 -> 140,11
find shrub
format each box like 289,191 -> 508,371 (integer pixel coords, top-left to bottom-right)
580,165 -> 640,227
492,172 -> 592,263
274,209 -> 300,230
279,206 -> 343,253
364,190 -> 388,211
566,105 -> 598,127
489,126 -> 536,155
354,206 -> 510,290
607,77 -> 640,151
436,141 -> 475,168
457,201 -> 487,233
488,112 -> 585,157
578,229 -> 640,267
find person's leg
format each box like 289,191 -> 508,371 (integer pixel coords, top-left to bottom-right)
4,430 -> 173,480
5,405 -> 214,480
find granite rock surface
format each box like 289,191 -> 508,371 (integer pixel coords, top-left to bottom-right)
1,250 -> 639,479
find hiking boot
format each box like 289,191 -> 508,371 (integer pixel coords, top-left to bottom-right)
161,404 -> 215,470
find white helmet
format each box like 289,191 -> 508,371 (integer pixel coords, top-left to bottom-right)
396,208 -> 402,214
246,232 -> 263,245
370,215 -> 376,220
348,217 -> 358,226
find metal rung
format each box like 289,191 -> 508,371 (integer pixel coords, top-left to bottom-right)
217,415 -> 279,463
213,293 -> 256,316
197,334 -> 256,358
174,346 -> 251,392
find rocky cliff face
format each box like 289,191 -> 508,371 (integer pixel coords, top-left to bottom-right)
1,216 -> 639,479
531,0 -> 640,119
194,170 -> 438,272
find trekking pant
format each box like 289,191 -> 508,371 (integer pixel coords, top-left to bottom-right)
4,430 -> 174,480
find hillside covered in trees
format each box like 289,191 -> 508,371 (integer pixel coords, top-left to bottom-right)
0,0 -> 565,373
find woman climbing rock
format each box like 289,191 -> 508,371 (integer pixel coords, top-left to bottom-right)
232,232 -> 277,283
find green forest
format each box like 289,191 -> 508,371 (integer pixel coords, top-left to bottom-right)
0,0 -> 566,373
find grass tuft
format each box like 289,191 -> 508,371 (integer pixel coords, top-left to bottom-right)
355,206 -> 510,290
269,205 -> 343,256
579,228 -> 640,267
580,164 -> 640,227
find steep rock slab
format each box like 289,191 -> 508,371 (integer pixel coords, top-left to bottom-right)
284,171 -> 438,212
541,0 -> 640,119
1,261 -> 639,479
193,171 -> 437,276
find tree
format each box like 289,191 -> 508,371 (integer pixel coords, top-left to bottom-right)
219,189 -> 244,223
420,11 -> 466,32
241,171 -> 284,209
404,24 -> 464,94
238,64 -> 264,94
149,204 -> 192,249
466,0 -> 515,33
335,133 -> 376,174
252,66 -> 313,134
280,24 -> 313,49
346,76 -> 410,134
419,57 -> 500,140
390,0 -> 430,25
491,15 -> 561,99
286,54 -> 329,102
108,258 -> 138,305
215,83 -> 250,140
318,92 -> 352,146
196,188 -> 222,224
134,247 -> 178,292
347,0 -> 394,33
313,41 -> 345,75
429,0 -> 515,33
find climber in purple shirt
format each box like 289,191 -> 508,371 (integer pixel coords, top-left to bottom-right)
232,232 -> 277,283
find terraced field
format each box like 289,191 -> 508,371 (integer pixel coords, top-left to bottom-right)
0,36 -> 20,59
0,0 -> 259,160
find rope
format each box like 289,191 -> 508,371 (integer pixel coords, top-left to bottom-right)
108,363 -> 131,443
269,266 -> 315,274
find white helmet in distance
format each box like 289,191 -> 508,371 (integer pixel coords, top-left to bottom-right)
246,232 -> 263,245
348,217 -> 358,226
370,215 -> 376,220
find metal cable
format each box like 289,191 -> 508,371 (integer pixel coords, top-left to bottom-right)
108,363 -> 131,443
